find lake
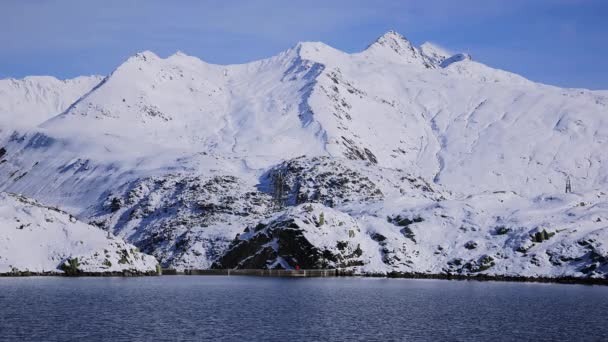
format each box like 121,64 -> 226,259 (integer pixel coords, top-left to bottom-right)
0,276 -> 606,341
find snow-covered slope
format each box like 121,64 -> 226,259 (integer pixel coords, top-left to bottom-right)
89,172 -> 276,269
30,31 -> 607,196
215,193 -> 608,279
420,42 -> 451,65
209,159 -> 607,279
0,192 -> 158,274
42,49 -> 327,160
0,30 -> 606,280
0,75 -> 102,128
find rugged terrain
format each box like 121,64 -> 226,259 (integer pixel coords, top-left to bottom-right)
0,192 -> 158,275
0,31 -> 606,281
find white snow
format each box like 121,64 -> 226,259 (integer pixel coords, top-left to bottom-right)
0,30 -> 606,278
0,75 -> 102,129
420,42 -> 451,65
0,192 -> 158,274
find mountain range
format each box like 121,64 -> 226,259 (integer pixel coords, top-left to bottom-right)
0,31 -> 606,279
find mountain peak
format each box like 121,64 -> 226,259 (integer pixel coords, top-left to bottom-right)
420,42 -> 451,65
284,41 -> 346,65
171,50 -> 188,58
129,50 -> 160,63
368,30 -> 414,53
378,30 -> 408,40
293,41 -> 331,52
363,30 -> 433,67
166,50 -> 208,65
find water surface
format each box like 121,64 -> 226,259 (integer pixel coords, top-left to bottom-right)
0,276 -> 606,341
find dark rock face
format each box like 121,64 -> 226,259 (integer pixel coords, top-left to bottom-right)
493,226 -> 511,235
262,156 -> 383,208
212,208 -> 365,270
212,220 -> 326,269
531,229 -> 555,243
110,197 -> 122,212
60,257 -> 80,276
465,255 -> 495,272
213,219 -> 326,269
371,232 -> 387,242
464,241 -> 478,250
341,136 -> 378,164
388,215 -> 423,227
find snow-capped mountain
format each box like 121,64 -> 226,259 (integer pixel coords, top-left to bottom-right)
34,30 -> 608,195
0,75 -> 102,129
0,31 -> 606,280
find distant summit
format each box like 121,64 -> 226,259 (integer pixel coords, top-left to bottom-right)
363,30 -> 435,67
420,42 -> 452,65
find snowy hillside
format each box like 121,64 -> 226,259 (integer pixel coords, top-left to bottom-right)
0,192 -> 158,275
215,193 -> 608,279
0,30 -> 606,280
0,75 -> 102,129
32,31 -> 608,196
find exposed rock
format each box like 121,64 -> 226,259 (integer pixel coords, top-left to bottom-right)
262,156 -> 384,207
213,204 -> 367,270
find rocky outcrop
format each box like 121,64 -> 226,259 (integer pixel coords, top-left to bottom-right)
262,156 -> 384,207
213,204 -> 366,270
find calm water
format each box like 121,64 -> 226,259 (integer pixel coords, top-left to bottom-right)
0,276 -> 607,341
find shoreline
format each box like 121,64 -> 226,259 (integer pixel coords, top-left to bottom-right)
0,270 -> 158,277
1,268 -> 606,286
181,269 -> 608,286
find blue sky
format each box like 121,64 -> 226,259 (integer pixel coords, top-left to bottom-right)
1,0 -> 607,89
